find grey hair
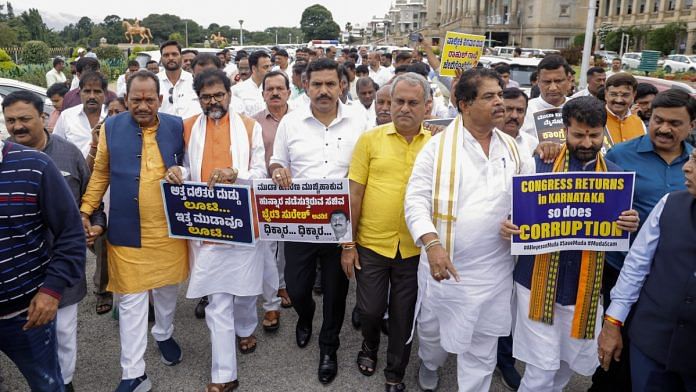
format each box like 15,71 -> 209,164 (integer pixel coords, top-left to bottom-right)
390,72 -> 432,102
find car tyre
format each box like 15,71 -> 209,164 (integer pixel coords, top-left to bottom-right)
664,65 -> 672,73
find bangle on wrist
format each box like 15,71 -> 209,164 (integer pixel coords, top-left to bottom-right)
424,239 -> 441,252
604,315 -> 623,327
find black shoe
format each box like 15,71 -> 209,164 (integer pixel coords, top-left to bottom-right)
296,322 -> 312,348
64,382 -> 75,392
148,303 -> 155,323
385,382 -> 406,392
381,318 -> 389,336
351,306 -> 361,329
318,353 -> 338,384
194,296 -> 208,319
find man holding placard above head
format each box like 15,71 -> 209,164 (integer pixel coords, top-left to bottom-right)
519,55 -> 574,150
405,67 -> 534,392
165,68 -> 267,392
500,96 -> 640,392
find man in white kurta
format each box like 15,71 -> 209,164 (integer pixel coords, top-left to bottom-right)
405,68 -> 534,392
167,69 -> 267,391
518,55 -> 574,151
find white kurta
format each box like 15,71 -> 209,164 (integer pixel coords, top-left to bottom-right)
405,120 -> 535,354
184,113 -> 268,299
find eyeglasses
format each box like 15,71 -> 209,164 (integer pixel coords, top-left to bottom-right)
168,87 -> 174,104
199,92 -> 226,104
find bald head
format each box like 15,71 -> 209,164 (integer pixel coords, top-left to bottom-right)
375,85 -> 392,125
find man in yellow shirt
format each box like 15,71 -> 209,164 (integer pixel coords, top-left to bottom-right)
605,73 -> 646,145
342,72 -> 432,392
80,71 -> 188,392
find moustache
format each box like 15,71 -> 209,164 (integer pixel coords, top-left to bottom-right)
505,118 -> 519,126
655,131 -> 674,139
377,111 -> 391,116
270,95 -> 281,100
86,99 -> 99,105
317,94 -> 331,100
12,128 -> 29,135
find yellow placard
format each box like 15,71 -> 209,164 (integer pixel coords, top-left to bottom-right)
439,31 -> 486,77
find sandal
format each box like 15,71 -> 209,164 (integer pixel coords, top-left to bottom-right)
278,288 -> 292,308
95,292 -> 113,315
262,311 -> 280,332
205,380 -> 239,392
237,335 -> 257,354
356,341 -> 378,376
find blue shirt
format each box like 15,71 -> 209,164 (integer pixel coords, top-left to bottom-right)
604,135 -> 692,269
606,194 -> 667,322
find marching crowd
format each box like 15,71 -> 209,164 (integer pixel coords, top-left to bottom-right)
0,38 -> 695,392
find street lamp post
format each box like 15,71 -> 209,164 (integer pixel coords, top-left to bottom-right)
289,33 -> 292,44
239,20 -> 244,46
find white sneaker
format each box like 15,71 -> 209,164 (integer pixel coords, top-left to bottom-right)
418,362 -> 439,391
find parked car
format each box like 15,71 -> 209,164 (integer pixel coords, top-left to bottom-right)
134,47 -> 222,70
621,52 -> 642,70
634,75 -> 696,98
594,50 -> 620,65
479,55 -> 540,96
0,78 -> 55,139
662,54 -> 696,73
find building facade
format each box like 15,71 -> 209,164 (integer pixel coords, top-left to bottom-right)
381,0 -> 586,50
595,0 -> 696,54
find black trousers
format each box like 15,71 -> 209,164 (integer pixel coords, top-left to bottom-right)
284,241 -> 349,355
355,245 -> 419,383
590,263 -> 632,392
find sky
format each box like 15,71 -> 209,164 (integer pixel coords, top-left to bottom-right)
18,0 -> 394,32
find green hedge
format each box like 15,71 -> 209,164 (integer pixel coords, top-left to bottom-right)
21,41 -> 51,64
0,48 -> 16,71
0,59 -> 125,88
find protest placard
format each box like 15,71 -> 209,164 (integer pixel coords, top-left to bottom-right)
533,108 -> 565,143
511,172 -> 635,255
439,31 -> 485,77
253,178 -> 352,243
161,181 -> 255,245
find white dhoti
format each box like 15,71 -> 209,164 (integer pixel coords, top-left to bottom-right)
186,240 -> 264,383
56,304 -> 78,384
261,241 -> 281,312
118,284 -> 179,379
513,283 -> 602,391
416,259 -> 512,392
206,293 -> 258,383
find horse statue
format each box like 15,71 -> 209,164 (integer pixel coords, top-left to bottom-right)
122,20 -> 153,45
209,32 -> 228,47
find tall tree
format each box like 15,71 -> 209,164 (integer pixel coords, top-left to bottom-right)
300,4 -> 340,40
20,9 -> 50,41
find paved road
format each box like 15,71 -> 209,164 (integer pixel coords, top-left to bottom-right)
1,252 -> 592,391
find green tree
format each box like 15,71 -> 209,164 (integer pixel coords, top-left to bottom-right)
300,4 -> 340,40
21,40 -> 50,64
647,22 -> 687,55
20,9 -> 50,41
101,15 -> 124,44
0,22 -> 17,46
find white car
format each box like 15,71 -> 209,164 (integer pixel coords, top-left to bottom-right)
0,78 -> 55,139
621,52 -> 642,70
662,54 -> 696,73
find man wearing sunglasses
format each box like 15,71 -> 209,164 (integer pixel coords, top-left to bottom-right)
157,40 -> 197,118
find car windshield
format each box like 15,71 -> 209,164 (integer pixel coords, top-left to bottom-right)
510,65 -> 537,87
689,56 -> 696,63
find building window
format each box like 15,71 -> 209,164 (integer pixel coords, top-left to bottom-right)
628,1 -> 633,13
596,0 -> 600,16
616,0 -> 622,15
554,37 -> 570,48
668,0 -> 675,10
654,0 -> 660,12
526,37 -> 533,45
686,0 -> 693,9
560,4 -> 570,16
528,5 -> 533,17
639,0 -> 646,12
